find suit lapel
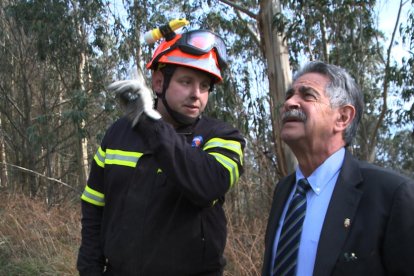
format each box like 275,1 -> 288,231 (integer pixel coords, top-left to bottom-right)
262,174 -> 296,276
313,150 -> 363,276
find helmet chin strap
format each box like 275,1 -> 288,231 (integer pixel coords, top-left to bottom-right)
156,65 -> 199,127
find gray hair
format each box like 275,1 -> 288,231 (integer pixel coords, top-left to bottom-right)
293,61 -> 364,146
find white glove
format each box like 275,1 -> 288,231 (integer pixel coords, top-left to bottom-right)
108,79 -> 162,127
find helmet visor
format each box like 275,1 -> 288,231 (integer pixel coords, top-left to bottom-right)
177,30 -> 228,69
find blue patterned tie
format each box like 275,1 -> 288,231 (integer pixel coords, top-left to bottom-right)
272,178 -> 310,276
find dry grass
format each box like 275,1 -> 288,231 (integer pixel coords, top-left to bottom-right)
0,192 -> 80,276
224,216 -> 265,276
0,191 -> 265,275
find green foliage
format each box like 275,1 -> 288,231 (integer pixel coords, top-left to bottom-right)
376,129 -> 414,178
396,5 -> 414,126
6,0 -> 76,62
276,0 -> 379,69
274,0 -> 414,166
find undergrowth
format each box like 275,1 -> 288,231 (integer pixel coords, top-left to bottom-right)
0,192 -> 80,276
0,191 -> 264,275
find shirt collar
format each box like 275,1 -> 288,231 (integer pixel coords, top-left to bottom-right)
296,147 -> 345,195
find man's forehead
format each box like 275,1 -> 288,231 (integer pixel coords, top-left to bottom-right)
292,72 -> 330,89
175,66 -> 213,81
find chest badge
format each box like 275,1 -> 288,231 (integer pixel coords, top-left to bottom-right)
191,135 -> 203,148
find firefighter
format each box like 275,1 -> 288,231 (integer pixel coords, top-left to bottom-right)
77,26 -> 245,276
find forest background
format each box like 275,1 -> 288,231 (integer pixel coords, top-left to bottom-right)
0,0 -> 413,275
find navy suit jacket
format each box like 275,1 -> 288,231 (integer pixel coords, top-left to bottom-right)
262,150 -> 414,276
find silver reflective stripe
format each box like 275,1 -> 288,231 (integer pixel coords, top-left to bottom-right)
165,55 -> 221,78
94,147 -> 106,168
106,153 -> 140,163
203,138 -> 243,164
83,190 -> 104,205
96,150 -> 105,163
81,185 -> 105,206
104,149 -> 143,167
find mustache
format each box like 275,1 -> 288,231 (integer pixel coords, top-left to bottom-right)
281,109 -> 307,123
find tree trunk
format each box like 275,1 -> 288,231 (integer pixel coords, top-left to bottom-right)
72,0 -> 90,185
76,55 -> 90,185
258,0 -> 296,178
0,117 -> 8,187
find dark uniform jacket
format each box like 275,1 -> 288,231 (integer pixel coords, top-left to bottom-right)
261,150 -> 414,276
78,116 -> 245,276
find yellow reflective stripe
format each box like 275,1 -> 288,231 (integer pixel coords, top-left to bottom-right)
94,147 -> 106,168
209,152 -> 239,188
105,149 -> 143,168
203,138 -> 243,165
81,185 -> 105,207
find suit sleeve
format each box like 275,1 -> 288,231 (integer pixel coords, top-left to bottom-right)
383,178 -> 414,275
137,117 -> 245,207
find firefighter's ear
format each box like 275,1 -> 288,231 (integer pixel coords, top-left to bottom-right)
152,70 -> 164,93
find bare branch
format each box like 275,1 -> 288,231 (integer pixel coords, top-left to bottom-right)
0,161 -> 76,191
368,0 -> 403,160
235,10 -> 260,46
218,0 -> 257,19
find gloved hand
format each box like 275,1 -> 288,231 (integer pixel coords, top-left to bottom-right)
108,79 -> 162,127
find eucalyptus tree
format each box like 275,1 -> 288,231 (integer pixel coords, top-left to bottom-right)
0,0 -> 46,196
399,1 -> 414,124
273,0 -> 382,161
0,0 -> 116,202
272,0 -> 413,174
382,0 -> 414,177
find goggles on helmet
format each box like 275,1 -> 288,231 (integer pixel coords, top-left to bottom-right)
150,29 -> 228,71
174,30 -> 228,70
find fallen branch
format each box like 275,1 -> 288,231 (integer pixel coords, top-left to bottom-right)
0,161 -> 76,191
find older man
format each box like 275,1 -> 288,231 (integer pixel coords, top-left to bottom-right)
262,61 -> 414,276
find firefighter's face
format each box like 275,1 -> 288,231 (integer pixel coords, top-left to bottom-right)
154,66 -> 211,122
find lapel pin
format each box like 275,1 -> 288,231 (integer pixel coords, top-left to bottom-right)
344,252 -> 358,261
344,218 -> 351,228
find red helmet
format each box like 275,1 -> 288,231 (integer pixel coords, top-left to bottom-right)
146,29 -> 228,83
